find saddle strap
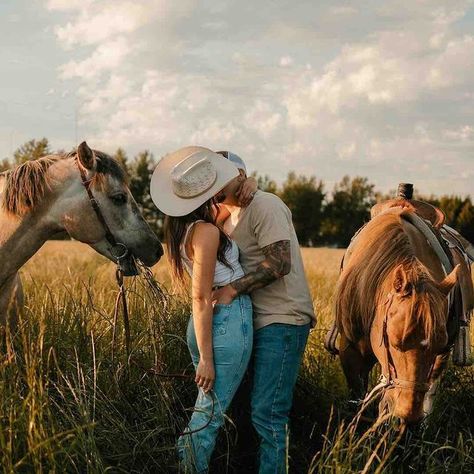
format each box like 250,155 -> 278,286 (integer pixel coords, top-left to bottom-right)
400,212 -> 453,275
324,320 -> 339,356
402,212 -> 472,366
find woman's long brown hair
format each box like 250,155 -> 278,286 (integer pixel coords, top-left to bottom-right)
164,198 -> 231,290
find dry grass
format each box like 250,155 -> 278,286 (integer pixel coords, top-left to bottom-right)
0,241 -> 471,473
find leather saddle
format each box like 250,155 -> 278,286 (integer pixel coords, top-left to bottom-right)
371,198 -> 446,229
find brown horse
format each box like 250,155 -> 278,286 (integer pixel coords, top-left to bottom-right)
335,208 -> 459,424
0,142 -> 163,331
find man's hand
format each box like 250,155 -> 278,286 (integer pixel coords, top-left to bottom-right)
236,177 -> 258,207
212,284 -> 237,306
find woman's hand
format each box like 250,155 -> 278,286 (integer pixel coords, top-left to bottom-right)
195,358 -> 215,393
236,177 -> 258,207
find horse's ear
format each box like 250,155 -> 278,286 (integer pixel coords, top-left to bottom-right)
393,264 -> 409,293
77,141 -> 96,170
438,264 -> 460,296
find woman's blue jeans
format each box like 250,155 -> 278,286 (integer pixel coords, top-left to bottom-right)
177,295 -> 253,473
251,323 -> 310,474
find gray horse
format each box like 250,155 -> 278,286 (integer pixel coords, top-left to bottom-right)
0,141 -> 163,331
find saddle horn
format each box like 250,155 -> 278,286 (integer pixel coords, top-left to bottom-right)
398,183 -> 413,200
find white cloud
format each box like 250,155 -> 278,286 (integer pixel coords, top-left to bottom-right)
46,0 -> 91,12
279,56 -> 293,67
330,6 -> 358,15
244,100 -> 282,139
46,0 -> 474,195
59,37 -> 131,79
443,125 -> 474,141
50,0 -> 196,48
53,2 -> 151,48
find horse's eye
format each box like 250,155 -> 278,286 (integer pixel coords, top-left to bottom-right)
110,193 -> 128,205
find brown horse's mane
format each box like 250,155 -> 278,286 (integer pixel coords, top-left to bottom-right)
1,150 -> 126,217
335,210 -> 446,345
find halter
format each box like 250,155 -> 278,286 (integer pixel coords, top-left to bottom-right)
378,291 -> 433,394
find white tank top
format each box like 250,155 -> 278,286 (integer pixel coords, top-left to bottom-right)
180,220 -> 245,287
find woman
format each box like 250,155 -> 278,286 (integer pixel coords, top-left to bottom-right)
150,146 -> 256,473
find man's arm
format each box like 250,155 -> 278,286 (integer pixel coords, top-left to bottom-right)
232,240 -> 291,294
213,240 -> 291,303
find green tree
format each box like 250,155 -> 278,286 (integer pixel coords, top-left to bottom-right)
438,195 -> 465,227
13,138 -> 51,164
321,176 -> 376,247
114,148 -> 129,175
423,194 -> 473,242
129,150 -> 163,238
251,171 -> 278,194
456,198 -> 474,243
279,172 -> 325,246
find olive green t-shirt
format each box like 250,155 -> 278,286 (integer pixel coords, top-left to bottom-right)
230,191 -> 317,330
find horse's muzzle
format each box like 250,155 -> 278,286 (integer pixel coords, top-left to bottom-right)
121,254 -> 140,276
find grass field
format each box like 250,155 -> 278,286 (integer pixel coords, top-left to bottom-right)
1,241 -> 473,473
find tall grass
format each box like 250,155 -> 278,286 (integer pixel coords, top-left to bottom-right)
0,242 -> 472,472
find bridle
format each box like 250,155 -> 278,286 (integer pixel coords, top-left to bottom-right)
76,158 -> 132,357
378,291 -> 433,394
358,291 -> 437,408
76,159 -> 130,264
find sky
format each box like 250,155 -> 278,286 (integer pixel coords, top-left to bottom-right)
0,0 -> 473,196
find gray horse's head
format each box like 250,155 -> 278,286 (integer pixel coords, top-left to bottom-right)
54,142 -> 163,271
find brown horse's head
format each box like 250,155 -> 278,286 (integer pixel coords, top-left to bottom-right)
371,261 -> 459,424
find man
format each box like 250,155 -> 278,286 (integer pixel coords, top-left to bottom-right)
213,151 -> 316,474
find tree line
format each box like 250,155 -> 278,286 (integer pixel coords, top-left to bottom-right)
2,138 -> 473,247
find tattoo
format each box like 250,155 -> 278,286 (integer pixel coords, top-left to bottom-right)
231,240 -> 291,295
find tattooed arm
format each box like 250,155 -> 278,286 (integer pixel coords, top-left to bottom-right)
212,240 -> 291,303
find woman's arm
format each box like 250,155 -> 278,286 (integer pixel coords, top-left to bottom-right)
190,222 -> 220,393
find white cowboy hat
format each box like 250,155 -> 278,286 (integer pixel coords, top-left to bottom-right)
150,146 -> 239,217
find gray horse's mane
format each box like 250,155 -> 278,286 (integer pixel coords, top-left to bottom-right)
1,150 -> 126,217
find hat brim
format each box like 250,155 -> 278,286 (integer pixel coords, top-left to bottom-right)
150,146 -> 239,217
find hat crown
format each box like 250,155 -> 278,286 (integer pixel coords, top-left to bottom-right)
170,151 -> 218,199
150,145 -> 239,216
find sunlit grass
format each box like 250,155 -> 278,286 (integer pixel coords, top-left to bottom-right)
0,241 -> 471,472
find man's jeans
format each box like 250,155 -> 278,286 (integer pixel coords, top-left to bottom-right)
177,295 -> 253,473
251,323 -> 310,474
